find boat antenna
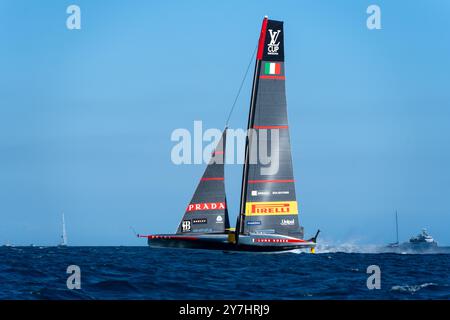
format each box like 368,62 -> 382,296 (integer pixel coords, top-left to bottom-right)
225,44 -> 258,126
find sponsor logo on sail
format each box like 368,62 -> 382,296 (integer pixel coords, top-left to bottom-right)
280,218 -> 295,226
186,202 -> 226,212
181,220 -> 191,232
264,62 -> 281,75
267,29 -> 281,55
192,228 -> 213,233
245,201 -> 298,216
251,190 -> 289,196
251,190 -> 269,197
215,215 -> 223,224
272,191 -> 289,195
247,220 -> 262,226
192,218 -> 207,224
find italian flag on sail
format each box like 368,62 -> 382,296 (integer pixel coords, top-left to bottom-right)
264,62 -> 281,75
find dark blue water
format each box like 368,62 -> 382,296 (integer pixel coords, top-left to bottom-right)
0,247 -> 448,300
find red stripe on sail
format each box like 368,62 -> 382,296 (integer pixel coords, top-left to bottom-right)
248,179 -> 295,184
260,75 -> 285,80
253,125 -> 288,129
201,177 -> 224,181
212,151 -> 224,155
256,17 -> 269,60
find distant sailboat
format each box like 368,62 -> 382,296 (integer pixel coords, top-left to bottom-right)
138,16 -> 319,252
387,211 -> 399,248
59,213 -> 68,247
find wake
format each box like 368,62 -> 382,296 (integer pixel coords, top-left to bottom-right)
290,239 -> 450,254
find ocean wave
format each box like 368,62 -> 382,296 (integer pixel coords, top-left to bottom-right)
1,247 -> 448,299
313,240 -> 450,254
91,279 -> 140,293
390,283 -> 438,294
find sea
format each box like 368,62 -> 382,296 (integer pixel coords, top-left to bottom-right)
0,246 -> 449,300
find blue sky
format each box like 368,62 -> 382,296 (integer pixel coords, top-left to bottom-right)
0,1 -> 449,246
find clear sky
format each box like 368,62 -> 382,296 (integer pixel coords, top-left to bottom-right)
0,1 -> 449,246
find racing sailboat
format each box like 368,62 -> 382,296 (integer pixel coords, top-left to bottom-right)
139,17 -> 319,252
58,213 -> 68,247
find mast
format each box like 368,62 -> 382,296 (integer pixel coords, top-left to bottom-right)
61,212 -> 67,246
236,18 -> 267,240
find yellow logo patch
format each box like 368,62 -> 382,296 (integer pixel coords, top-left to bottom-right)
245,201 -> 298,216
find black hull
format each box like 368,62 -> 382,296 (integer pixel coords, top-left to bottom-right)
146,234 -> 315,253
148,237 -> 234,251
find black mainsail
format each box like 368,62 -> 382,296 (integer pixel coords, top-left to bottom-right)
176,129 -> 230,234
237,17 -> 303,239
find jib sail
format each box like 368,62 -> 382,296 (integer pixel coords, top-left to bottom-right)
237,18 -> 303,238
177,129 -> 230,234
